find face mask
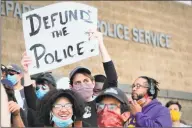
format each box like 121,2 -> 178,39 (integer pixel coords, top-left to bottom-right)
97,109 -> 124,127
51,113 -> 73,127
72,84 -> 94,102
170,110 -> 181,122
35,88 -> 48,99
6,74 -> 18,86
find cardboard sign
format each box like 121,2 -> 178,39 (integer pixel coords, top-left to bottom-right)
22,2 -> 98,75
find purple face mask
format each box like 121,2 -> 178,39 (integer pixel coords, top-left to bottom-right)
72,83 -> 94,102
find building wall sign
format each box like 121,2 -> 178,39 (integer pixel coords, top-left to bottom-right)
97,21 -> 170,48
0,0 -> 171,48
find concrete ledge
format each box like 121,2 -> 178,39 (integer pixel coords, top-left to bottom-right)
118,84 -> 192,100
167,90 -> 192,100
158,89 -> 168,97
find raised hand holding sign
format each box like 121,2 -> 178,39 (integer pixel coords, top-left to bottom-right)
22,2 -> 98,75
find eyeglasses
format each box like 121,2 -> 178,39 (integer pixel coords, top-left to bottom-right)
96,103 -> 120,111
132,84 -> 149,89
53,103 -> 73,111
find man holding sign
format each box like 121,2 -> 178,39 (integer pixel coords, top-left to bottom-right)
69,29 -> 118,126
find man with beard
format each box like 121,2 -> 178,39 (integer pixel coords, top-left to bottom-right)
127,76 -> 172,127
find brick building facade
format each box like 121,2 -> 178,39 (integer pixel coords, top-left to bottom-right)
1,0 -> 192,124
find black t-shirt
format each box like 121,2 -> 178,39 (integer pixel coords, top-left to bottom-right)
82,100 -> 97,127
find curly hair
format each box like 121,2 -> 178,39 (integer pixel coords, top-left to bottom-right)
38,89 -> 85,126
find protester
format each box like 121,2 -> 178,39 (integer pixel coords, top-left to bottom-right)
38,89 -> 87,127
93,74 -> 106,99
29,72 -> 56,101
127,76 -> 172,127
95,87 -> 130,127
21,53 -> 56,105
1,64 -> 29,126
165,100 -> 191,127
20,52 -> 57,126
5,64 -> 29,118
69,29 -> 118,126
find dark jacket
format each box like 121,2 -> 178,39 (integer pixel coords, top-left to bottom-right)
24,85 -> 43,127
102,60 -> 118,90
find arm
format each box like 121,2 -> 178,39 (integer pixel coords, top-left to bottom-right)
98,34 -> 111,62
91,30 -> 118,89
9,101 -> 25,127
102,61 -> 118,89
24,84 -> 37,110
21,52 -> 37,110
12,113 -> 25,127
135,108 -> 172,127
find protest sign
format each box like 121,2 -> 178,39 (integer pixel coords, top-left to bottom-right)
22,2 -> 98,75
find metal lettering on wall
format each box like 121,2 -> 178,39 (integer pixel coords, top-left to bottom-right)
0,0 -> 171,48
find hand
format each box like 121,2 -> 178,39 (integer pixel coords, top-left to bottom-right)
8,101 -> 20,116
87,29 -> 103,45
21,52 -> 33,73
129,100 -> 142,116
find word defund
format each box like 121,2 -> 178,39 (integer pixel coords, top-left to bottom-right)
26,9 -> 92,36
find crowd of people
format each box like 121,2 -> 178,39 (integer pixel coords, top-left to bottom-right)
1,30 -> 191,127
